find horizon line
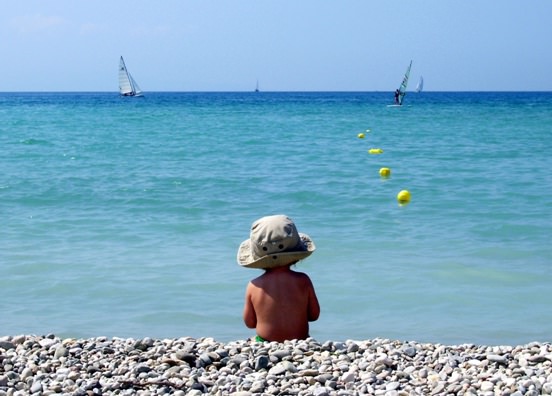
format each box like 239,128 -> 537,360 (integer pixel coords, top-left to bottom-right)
1,90 -> 552,94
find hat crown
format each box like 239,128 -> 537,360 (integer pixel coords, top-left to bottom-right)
237,214 -> 315,269
250,215 -> 301,259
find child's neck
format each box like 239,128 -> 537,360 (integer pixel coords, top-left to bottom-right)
266,265 -> 293,273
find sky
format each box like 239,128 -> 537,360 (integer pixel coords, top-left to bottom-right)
1,1 -> 551,92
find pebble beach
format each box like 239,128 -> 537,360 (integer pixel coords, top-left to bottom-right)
1,335 -> 552,396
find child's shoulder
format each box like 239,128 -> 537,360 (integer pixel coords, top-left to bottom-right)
288,269 -> 313,282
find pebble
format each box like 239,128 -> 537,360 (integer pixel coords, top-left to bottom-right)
0,335 -> 551,395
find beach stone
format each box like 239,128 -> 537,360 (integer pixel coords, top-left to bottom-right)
480,380 -> 494,391
250,380 -> 266,393
11,335 -> 26,344
430,382 -> 445,395
30,381 -> 43,393
175,351 -> 197,365
0,341 -> 15,350
418,368 -> 428,378
487,354 -> 508,364
321,341 -> 333,351
133,364 -> 152,374
54,345 -> 68,359
402,346 -> 417,357
341,371 -> 355,383
198,352 -> 212,366
528,354 -> 548,363
300,369 -> 319,377
268,363 -> 287,376
255,355 -> 269,370
39,338 -> 58,348
268,360 -> 297,376
270,349 -> 291,361
347,342 -> 360,353
333,342 -> 347,351
385,381 -> 400,391
312,387 -> 329,396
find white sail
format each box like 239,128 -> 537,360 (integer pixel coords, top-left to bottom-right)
129,74 -> 142,96
416,76 -> 424,93
119,56 -> 143,97
396,60 -> 412,105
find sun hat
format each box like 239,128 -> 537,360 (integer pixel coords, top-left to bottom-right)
237,214 -> 315,269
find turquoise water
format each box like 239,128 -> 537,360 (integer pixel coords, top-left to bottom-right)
1,92 -> 551,346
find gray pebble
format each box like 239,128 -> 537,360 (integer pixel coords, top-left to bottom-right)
0,341 -> 15,351
29,381 -> 42,393
487,354 -> 508,364
255,355 -> 269,370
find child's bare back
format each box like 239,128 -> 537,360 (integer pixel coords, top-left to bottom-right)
237,214 -> 320,342
243,266 -> 320,342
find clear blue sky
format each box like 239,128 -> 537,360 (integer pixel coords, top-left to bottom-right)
2,1 -> 551,92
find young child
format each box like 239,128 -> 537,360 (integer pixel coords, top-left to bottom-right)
237,214 -> 320,342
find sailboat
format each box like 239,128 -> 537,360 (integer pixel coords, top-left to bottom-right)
389,60 -> 412,107
118,56 -> 143,97
416,76 -> 424,93
255,80 -> 260,92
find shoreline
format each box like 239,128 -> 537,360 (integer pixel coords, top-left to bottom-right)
1,335 -> 551,395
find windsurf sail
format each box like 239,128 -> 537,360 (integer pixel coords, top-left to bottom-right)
395,60 -> 412,105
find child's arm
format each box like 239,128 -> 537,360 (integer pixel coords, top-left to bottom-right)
306,277 -> 320,322
243,282 -> 257,329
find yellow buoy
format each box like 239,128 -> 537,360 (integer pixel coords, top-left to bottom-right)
397,190 -> 411,204
379,167 -> 391,177
368,148 -> 383,154
357,133 -> 365,139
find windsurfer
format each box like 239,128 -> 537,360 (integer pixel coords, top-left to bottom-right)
394,89 -> 400,105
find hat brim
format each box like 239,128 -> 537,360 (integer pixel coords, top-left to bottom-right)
237,233 -> 315,269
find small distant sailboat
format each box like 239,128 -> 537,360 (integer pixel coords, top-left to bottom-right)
255,80 -> 260,93
389,60 -> 412,107
118,56 -> 143,97
416,76 -> 424,93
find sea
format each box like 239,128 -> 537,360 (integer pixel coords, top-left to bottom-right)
1,91 -> 551,347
